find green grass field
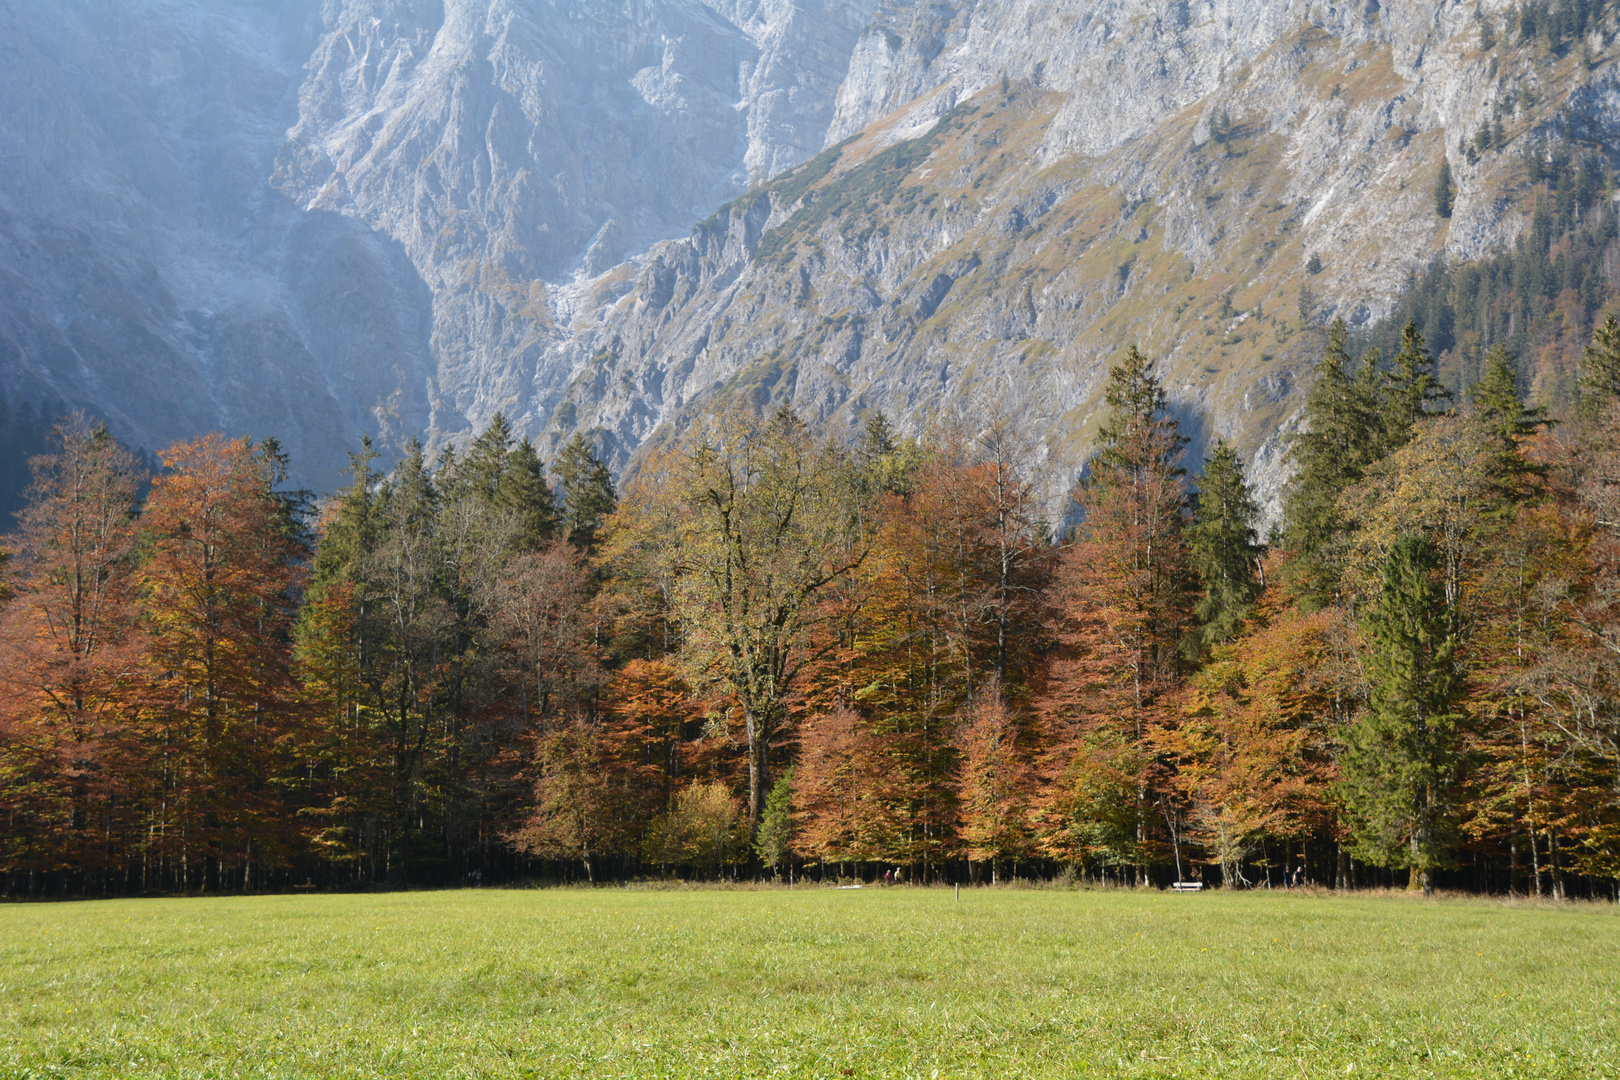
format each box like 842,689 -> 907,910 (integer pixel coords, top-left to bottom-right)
0,886 -> 1615,1079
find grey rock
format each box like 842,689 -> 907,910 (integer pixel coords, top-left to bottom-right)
0,0 -> 1608,524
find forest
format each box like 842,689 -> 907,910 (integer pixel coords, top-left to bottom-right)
4,312 -> 1620,900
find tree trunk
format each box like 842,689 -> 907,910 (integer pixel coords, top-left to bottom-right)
744,708 -> 767,831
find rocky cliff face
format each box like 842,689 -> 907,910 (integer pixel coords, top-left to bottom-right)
0,0 -> 1615,507
542,0 -> 1620,514
0,0 -> 878,487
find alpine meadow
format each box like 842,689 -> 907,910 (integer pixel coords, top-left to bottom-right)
5,0 -> 1620,1077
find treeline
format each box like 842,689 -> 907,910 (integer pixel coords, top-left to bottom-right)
1368,150 -> 1617,409
6,319 -> 1620,898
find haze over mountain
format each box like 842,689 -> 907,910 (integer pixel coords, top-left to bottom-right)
1,0 -> 1615,505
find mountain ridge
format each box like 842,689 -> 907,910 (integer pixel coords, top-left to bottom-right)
1,0 -> 1617,513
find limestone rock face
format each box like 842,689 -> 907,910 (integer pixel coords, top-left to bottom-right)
0,0 -> 1611,511
0,0 -> 877,484
538,0 -> 1616,516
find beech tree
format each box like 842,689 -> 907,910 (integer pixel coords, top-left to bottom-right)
643,781 -> 750,878
792,706 -> 905,867
1041,346 -> 1194,882
1171,587 -> 1342,887
954,676 -> 1034,883
137,433 -> 305,889
509,715 -> 643,882
0,418 -> 144,882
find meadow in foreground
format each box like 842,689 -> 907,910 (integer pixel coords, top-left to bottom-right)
0,886 -> 1615,1079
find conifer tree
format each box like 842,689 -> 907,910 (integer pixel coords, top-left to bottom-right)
1187,439 -> 1263,650
754,768 -> 796,880
307,437 -> 381,595
1434,157 -> 1455,218
499,438 -> 560,550
1380,320 -> 1449,454
1471,346 -> 1540,439
855,412 -> 921,496
1470,345 -> 1548,501
445,413 -> 514,504
1338,534 -> 1463,895
555,432 -> 617,551
1579,313 -> 1620,419
1282,320 -> 1384,608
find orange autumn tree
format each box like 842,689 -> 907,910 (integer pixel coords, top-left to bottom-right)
614,407 -> 869,830
1167,585 -> 1344,887
0,418 -> 145,884
954,674 -> 1036,883
1040,346 -> 1195,882
792,706 -> 907,872
603,658 -> 707,807
136,433 -> 306,890
796,415 -> 1054,879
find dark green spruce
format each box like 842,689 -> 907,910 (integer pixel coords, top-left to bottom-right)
1187,439 -> 1263,651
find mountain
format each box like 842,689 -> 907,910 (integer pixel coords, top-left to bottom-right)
2,0 -> 1617,509
0,0 -> 878,490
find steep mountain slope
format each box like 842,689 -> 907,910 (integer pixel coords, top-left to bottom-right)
539,0 -> 1620,512
0,0 -> 877,487
1,0 -> 1618,510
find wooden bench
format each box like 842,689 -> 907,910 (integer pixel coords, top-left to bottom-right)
1170,882 -> 1204,892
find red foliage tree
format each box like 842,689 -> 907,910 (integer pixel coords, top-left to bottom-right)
954,675 -> 1036,882
135,433 -> 305,890
792,707 -> 907,871
0,419 -> 145,885
1039,347 -> 1195,881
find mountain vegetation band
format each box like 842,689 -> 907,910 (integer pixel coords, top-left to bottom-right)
6,311 -> 1620,900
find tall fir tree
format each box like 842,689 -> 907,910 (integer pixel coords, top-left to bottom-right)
1338,534 -> 1464,895
1282,319 -> 1384,608
1187,439 -> 1263,650
449,412 -> 515,503
1579,312 -> 1620,419
499,437 -> 560,550
1471,346 -> 1542,441
1470,345 -> 1548,501
307,436 -> 381,595
555,432 -> 617,551
1434,157 -> 1455,218
1380,319 -> 1449,454
754,768 -> 796,880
